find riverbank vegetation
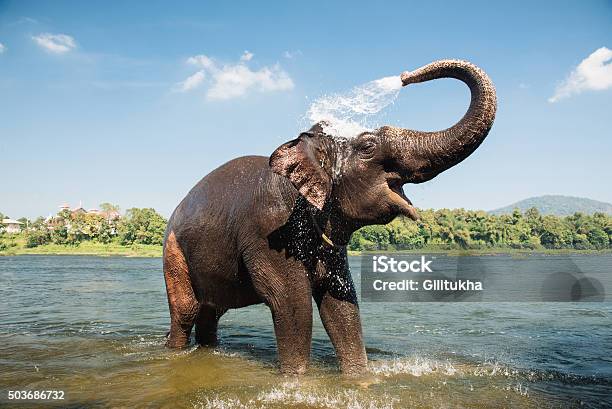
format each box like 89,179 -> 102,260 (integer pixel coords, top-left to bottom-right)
0,207 -> 165,256
1,207 -> 611,256
350,208 -> 611,252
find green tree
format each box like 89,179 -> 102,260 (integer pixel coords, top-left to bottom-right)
100,203 -> 120,214
388,217 -> 425,249
25,217 -> 51,248
540,215 -> 573,249
51,224 -> 69,245
357,225 -> 391,250
118,208 -> 167,245
587,227 -> 608,249
348,229 -> 365,251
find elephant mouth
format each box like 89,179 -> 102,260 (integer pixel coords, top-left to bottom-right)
386,175 -> 419,221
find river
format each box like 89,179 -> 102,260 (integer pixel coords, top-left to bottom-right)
1,255 -> 611,408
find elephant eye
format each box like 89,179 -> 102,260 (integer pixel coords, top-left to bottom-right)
357,140 -> 376,158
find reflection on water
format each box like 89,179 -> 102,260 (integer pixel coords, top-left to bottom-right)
1,255 -> 611,408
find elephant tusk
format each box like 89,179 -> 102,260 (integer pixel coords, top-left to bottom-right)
321,233 -> 335,247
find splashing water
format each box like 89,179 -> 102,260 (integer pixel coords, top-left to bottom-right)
306,75 -> 403,138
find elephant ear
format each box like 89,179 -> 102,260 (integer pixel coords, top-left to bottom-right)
269,133 -> 331,210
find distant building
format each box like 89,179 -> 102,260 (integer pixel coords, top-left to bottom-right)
2,218 -> 23,234
71,207 -> 87,216
86,208 -> 120,221
47,203 -> 121,229
67,201 -> 86,216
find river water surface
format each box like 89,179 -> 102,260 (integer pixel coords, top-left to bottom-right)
1,255 -> 611,408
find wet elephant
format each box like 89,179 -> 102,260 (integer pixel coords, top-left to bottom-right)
163,59 -> 497,375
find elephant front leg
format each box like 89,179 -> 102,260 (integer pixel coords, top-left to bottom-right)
247,255 -> 313,375
269,294 -> 313,374
315,281 -> 367,375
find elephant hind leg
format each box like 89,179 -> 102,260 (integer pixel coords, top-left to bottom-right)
195,306 -> 224,346
164,231 -> 198,348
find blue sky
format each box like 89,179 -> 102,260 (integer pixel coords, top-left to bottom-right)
1,0 -> 611,219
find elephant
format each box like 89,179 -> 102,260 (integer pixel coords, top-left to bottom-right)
163,59 -> 496,375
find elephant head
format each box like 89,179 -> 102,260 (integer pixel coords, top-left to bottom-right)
270,60 -> 496,232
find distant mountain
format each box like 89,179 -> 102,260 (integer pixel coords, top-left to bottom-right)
489,195 -> 612,216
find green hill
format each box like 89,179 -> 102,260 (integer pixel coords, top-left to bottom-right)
490,195 -> 612,216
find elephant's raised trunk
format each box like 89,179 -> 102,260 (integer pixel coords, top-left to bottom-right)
381,60 -> 497,183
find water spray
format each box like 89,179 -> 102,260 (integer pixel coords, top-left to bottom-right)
306,75 -> 403,138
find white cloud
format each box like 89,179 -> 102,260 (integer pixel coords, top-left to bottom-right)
240,50 -> 253,62
549,47 -> 612,103
187,54 -> 214,69
178,52 -> 294,100
0,43 -> 5,54
207,63 -> 294,100
175,70 -> 205,92
32,33 -> 76,54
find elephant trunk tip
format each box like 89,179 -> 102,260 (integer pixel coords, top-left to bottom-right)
400,71 -> 412,86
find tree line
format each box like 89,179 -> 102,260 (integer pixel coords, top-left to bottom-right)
3,206 -> 611,252
349,208 -> 611,251
0,206 -> 167,249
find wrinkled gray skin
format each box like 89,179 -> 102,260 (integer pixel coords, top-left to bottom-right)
163,60 -> 497,375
